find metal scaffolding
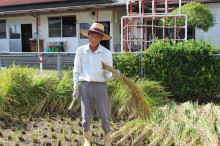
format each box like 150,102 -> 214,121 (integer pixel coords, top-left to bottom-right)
121,0 -> 187,52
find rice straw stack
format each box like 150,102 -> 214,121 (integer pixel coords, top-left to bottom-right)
101,62 -> 151,119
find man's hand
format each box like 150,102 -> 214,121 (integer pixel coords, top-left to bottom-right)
112,70 -> 121,78
72,89 -> 79,99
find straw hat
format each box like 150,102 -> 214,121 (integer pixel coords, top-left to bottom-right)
80,23 -> 112,40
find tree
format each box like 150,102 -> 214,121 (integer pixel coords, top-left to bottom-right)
177,2 -> 214,31
160,2 -> 215,39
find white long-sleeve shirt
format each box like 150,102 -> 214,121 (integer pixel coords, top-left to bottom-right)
73,44 -> 113,83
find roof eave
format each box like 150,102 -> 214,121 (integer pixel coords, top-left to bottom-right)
0,2 -> 126,17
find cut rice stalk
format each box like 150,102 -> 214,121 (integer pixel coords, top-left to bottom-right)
117,122 -> 144,145
35,96 -> 50,116
133,128 -> 151,145
111,119 -> 139,141
101,62 -> 151,119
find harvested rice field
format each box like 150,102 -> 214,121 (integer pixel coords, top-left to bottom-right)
0,115 -> 124,146
0,102 -> 219,146
0,66 -> 219,146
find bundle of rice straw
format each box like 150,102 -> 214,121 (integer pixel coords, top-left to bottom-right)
101,62 -> 151,119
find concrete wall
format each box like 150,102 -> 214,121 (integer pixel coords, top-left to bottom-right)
195,3 -> 220,48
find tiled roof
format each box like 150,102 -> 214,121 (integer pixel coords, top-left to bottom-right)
0,0 -> 219,7
0,0 -> 113,7
0,0 -> 67,6
0,0 -> 121,15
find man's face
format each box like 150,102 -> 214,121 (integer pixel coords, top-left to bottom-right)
88,32 -> 103,48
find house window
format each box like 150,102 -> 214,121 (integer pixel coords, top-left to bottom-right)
79,22 -> 93,39
0,20 -> 6,38
9,24 -> 21,39
48,16 -> 76,37
48,17 -> 61,37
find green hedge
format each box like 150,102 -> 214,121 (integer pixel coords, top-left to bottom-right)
113,53 -> 140,78
142,39 -> 220,102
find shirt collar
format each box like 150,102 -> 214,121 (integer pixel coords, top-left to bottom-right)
85,44 -> 102,53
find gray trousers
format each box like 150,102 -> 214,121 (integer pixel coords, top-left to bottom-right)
80,81 -> 110,134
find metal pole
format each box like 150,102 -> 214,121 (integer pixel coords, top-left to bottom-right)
138,52 -> 144,77
163,16 -> 165,40
179,0 -> 182,14
139,0 -> 142,15
121,17 -> 124,52
143,18 -> 146,50
125,18 -> 128,52
96,10 -> 98,22
152,18 -> 154,42
126,1 -> 129,16
165,0 -> 168,14
175,16 -> 177,42
57,52 -> 61,80
36,14 -> 40,52
152,0 -> 155,42
130,1 -> 132,15
141,18 -> 143,51
185,15 -> 187,41
154,0 -> 157,41
0,52 -> 1,71
122,15 -> 188,20
38,54 -> 43,73
152,0 -> 154,14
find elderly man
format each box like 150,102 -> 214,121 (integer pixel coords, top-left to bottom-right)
73,23 -> 120,146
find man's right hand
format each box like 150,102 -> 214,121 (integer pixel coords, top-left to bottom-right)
72,89 -> 79,99
112,70 -> 121,78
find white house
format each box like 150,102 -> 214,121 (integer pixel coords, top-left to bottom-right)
0,0 -> 219,53
194,2 -> 220,48
0,0 -> 127,52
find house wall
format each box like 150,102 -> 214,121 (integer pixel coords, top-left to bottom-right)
1,10 -> 122,52
195,3 -> 220,48
0,16 -> 36,52
112,10 -> 126,52
0,38 -> 9,52
41,10 -> 114,52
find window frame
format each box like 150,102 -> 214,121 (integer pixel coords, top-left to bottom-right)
48,16 -> 62,38
48,15 -> 76,38
79,22 -> 93,40
0,20 -> 7,39
9,24 -> 21,39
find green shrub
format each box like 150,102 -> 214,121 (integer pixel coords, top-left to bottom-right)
113,53 -> 140,77
142,39 -> 220,102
